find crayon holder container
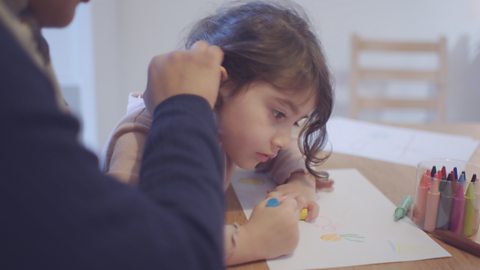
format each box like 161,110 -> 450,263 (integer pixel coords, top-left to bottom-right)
411,158 -> 480,239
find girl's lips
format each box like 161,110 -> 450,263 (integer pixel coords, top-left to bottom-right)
256,152 -> 271,162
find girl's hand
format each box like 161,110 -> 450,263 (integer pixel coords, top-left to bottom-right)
269,171 -> 334,222
246,196 -> 300,259
228,196 -> 300,264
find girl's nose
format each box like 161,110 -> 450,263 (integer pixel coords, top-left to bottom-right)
272,129 -> 291,150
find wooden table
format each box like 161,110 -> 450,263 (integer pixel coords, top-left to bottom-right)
226,122 -> 480,270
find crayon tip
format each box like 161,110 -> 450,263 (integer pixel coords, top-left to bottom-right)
266,197 -> 280,207
431,166 -> 437,177
441,166 -> 447,179
394,195 -> 412,221
472,174 -> 477,183
299,208 -> 308,221
394,208 -> 405,221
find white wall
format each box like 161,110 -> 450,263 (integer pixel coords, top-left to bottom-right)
47,0 -> 480,153
91,0 -> 122,154
44,3 -> 97,152
90,0 -> 231,153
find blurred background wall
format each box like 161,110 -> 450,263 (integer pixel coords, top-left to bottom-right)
43,0 -> 480,153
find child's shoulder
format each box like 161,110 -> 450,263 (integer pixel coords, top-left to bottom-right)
113,92 -> 151,131
126,92 -> 146,113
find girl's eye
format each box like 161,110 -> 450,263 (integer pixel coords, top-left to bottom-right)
272,110 -> 286,120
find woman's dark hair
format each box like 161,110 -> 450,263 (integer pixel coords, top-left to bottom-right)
185,0 -> 333,178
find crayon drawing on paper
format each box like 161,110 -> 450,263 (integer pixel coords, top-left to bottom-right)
231,169 -> 450,270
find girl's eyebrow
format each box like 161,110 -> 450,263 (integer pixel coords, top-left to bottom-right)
274,97 -> 299,114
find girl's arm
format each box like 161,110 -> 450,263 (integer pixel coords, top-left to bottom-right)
102,106 -> 151,184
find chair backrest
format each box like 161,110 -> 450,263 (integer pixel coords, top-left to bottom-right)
349,34 -> 447,123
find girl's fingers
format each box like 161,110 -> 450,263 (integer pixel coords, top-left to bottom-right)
305,201 -> 319,222
207,45 -> 224,63
281,196 -> 300,213
315,178 -> 334,192
190,40 -> 209,52
293,194 -> 307,208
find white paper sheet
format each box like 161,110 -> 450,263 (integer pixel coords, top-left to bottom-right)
326,117 -> 479,167
231,169 -> 450,270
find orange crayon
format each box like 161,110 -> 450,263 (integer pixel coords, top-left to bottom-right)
413,168 -> 433,227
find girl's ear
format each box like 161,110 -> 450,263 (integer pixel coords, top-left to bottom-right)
220,66 -> 228,82
215,77 -> 234,110
216,66 -> 229,104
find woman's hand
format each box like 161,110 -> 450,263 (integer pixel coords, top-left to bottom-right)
143,40 -> 224,113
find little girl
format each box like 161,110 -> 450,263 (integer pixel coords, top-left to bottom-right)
102,0 -> 333,265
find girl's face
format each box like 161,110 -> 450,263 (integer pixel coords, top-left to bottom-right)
217,81 -> 316,169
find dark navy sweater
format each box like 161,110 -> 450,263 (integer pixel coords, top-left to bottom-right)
0,21 -> 224,270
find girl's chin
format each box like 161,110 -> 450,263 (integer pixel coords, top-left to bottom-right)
227,154 -> 259,170
233,160 -> 257,170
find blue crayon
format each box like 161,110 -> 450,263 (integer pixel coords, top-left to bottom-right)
266,197 -> 280,207
453,167 -> 458,180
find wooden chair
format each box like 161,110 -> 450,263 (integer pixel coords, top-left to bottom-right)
349,34 -> 447,123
